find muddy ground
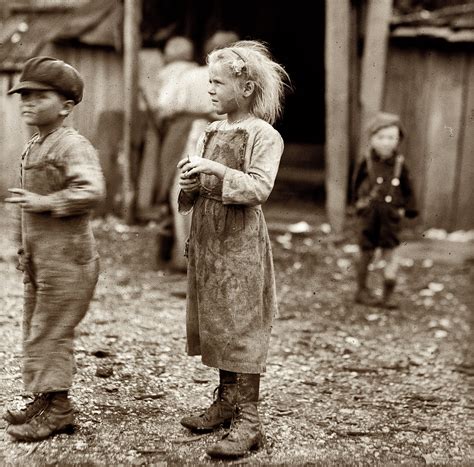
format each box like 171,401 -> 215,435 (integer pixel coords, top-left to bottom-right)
0,199 -> 473,466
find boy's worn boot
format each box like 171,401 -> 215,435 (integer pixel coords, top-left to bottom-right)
3,393 -> 50,425
354,251 -> 378,306
381,278 -> 398,309
355,287 -> 379,306
180,370 -> 237,432
7,391 -> 74,442
206,373 -> 264,459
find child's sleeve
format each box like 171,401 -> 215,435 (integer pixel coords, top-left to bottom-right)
221,127 -> 284,206
46,137 -> 105,217
177,129 -> 205,215
400,165 -> 418,218
352,159 -> 369,203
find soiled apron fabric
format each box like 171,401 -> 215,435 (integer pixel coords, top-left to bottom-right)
186,129 -> 277,374
20,127 -> 103,393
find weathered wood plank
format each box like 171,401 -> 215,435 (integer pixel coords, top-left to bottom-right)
359,0 -> 393,155
452,54 -> 474,230
122,0 -> 141,224
384,45 -> 432,219
325,0 -> 351,234
422,50 -> 465,229
0,74 -> 30,198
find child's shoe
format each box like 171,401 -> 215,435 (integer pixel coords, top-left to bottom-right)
380,279 -> 398,309
7,392 -> 74,442
354,287 -> 379,306
206,373 -> 263,459
3,394 -> 49,425
206,402 -> 264,458
180,383 -> 236,432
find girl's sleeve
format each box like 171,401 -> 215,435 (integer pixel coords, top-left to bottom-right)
400,165 -> 418,218
221,126 -> 284,206
46,136 -> 105,217
178,129 -> 206,215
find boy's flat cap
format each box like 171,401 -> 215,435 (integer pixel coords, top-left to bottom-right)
8,56 -> 84,104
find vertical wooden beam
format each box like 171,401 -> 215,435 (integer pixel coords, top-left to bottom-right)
452,54 -> 474,230
325,0 -> 351,235
122,0 -> 141,224
358,0 -> 393,156
0,0 -> 10,27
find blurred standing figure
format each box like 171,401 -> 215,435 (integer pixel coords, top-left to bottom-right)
167,30 -> 239,271
353,112 -> 418,309
177,40 -> 289,459
3,57 -> 105,441
155,36 -> 197,261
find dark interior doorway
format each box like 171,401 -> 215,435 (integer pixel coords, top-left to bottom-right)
142,0 -> 326,191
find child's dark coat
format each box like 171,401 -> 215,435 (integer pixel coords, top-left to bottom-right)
353,151 -> 417,251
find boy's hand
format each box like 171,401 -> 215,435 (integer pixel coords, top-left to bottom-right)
5,188 -> 49,212
177,156 -> 226,179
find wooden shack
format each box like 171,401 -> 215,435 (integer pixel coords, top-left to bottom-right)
384,3 -> 474,230
1,0 -> 473,231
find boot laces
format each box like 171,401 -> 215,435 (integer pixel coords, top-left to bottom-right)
199,386 -> 224,421
226,404 -> 246,437
20,393 -> 49,413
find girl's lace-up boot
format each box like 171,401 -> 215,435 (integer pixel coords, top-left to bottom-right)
180,369 -> 237,432
206,373 -> 264,458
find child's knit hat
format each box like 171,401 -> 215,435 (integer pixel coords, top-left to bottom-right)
367,112 -> 405,139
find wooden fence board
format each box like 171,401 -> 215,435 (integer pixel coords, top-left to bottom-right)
0,47 -> 123,200
453,54 -> 474,230
384,46 -> 431,217
0,74 -> 30,198
422,50 -> 465,229
325,0 -> 351,234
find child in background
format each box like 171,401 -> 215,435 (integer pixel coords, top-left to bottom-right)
4,56 -> 105,441
177,40 -> 289,458
353,112 -> 418,309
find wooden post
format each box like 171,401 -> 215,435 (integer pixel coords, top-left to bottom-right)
358,0 -> 393,157
0,0 -> 10,23
122,0 -> 141,224
325,0 -> 351,235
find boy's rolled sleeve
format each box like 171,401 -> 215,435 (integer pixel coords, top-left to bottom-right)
46,139 -> 105,217
221,129 -> 283,206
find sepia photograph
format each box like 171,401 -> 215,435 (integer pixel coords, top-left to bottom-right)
0,0 -> 472,465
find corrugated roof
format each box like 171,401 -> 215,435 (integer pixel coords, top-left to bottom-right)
391,3 -> 474,43
0,0 -> 120,71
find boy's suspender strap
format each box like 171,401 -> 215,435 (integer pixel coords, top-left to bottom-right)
393,154 -> 404,180
365,155 -> 376,185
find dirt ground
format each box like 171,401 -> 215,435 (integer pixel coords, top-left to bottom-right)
0,198 -> 473,466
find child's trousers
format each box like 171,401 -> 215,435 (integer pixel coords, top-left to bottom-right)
22,258 -> 99,393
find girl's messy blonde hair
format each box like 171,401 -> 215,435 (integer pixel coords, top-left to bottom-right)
207,40 -> 290,125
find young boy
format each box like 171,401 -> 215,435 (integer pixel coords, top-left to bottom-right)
353,112 -> 418,309
3,56 -> 105,441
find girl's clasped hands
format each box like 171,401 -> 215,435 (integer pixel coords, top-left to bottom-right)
177,156 -> 226,192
